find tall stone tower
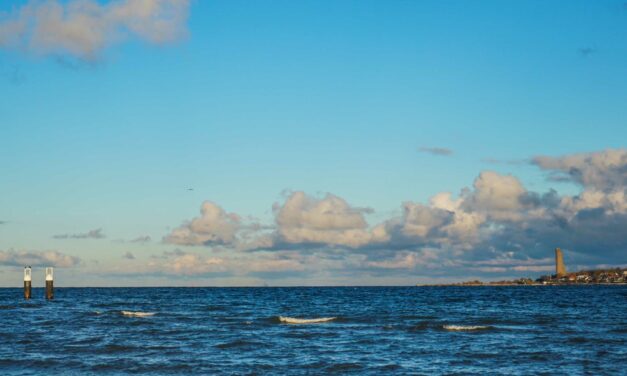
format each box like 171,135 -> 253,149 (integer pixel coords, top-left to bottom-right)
555,248 -> 566,277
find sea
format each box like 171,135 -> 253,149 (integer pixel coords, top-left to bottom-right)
0,286 -> 625,375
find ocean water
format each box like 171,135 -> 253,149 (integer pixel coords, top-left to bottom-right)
0,286 -> 625,375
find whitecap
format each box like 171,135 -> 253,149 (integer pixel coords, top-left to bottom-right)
121,310 -> 155,317
279,316 -> 336,324
442,324 -> 490,331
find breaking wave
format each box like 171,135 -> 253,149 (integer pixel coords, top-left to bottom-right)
279,316 -> 336,324
443,325 -> 492,331
120,311 -> 155,317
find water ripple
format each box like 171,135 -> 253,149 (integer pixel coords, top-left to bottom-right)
0,286 -> 625,375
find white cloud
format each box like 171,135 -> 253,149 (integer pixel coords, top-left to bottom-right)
365,250 -> 438,269
0,0 -> 190,60
133,249 -> 306,277
533,148 -> 627,191
399,203 -> 452,238
429,192 -> 484,242
155,149 -> 627,281
243,254 -> 306,273
262,191 -> 387,249
463,171 -> 527,220
154,251 -> 226,276
164,201 -> 242,246
0,249 -> 81,267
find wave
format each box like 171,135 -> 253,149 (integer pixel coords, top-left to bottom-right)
120,311 -> 155,317
279,316 -> 336,324
442,324 -> 491,331
215,339 -> 263,349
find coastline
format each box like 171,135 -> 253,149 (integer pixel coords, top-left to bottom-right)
418,282 -> 627,287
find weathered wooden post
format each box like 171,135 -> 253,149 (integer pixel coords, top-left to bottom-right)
24,266 -> 32,300
45,267 -> 54,300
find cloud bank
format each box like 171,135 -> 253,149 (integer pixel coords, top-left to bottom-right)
0,0 -> 190,60
161,149 -> 627,281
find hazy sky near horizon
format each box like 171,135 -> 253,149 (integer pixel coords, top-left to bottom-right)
1,0 -> 626,286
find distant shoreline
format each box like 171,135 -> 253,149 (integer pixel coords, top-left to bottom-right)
417,283 -> 627,287
0,284 -> 626,289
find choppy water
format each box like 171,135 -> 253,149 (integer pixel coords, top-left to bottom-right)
0,286 -> 625,375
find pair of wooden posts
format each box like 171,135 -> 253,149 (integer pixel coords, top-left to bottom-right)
23,266 -> 54,300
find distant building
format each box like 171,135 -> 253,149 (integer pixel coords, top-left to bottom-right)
555,248 -> 567,277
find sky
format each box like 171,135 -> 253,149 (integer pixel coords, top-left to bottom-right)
1,0 -> 626,286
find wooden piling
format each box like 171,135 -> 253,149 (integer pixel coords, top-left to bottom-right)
24,266 -> 32,300
45,267 -> 54,300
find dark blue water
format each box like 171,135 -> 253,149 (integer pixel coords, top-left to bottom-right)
0,286 -> 625,375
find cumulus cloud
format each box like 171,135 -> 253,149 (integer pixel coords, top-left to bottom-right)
53,228 -> 105,239
159,149 -> 627,281
272,191 -> 380,248
123,251 -> 135,260
462,171 -> 528,220
281,151 -> 624,271
377,196 -> 479,251
164,201 -> 242,246
0,0 -> 190,60
164,192 -> 387,252
242,191 -> 388,251
0,249 -> 81,267
398,203 -> 452,238
371,172 -> 531,253
418,146 -> 453,156
532,149 -> 627,191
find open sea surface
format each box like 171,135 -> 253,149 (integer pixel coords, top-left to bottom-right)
0,286 -> 625,375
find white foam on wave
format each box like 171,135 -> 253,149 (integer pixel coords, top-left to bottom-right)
121,310 -> 155,317
443,324 -> 490,331
279,316 -> 336,324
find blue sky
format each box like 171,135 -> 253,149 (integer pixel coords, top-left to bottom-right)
1,0 -> 626,286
